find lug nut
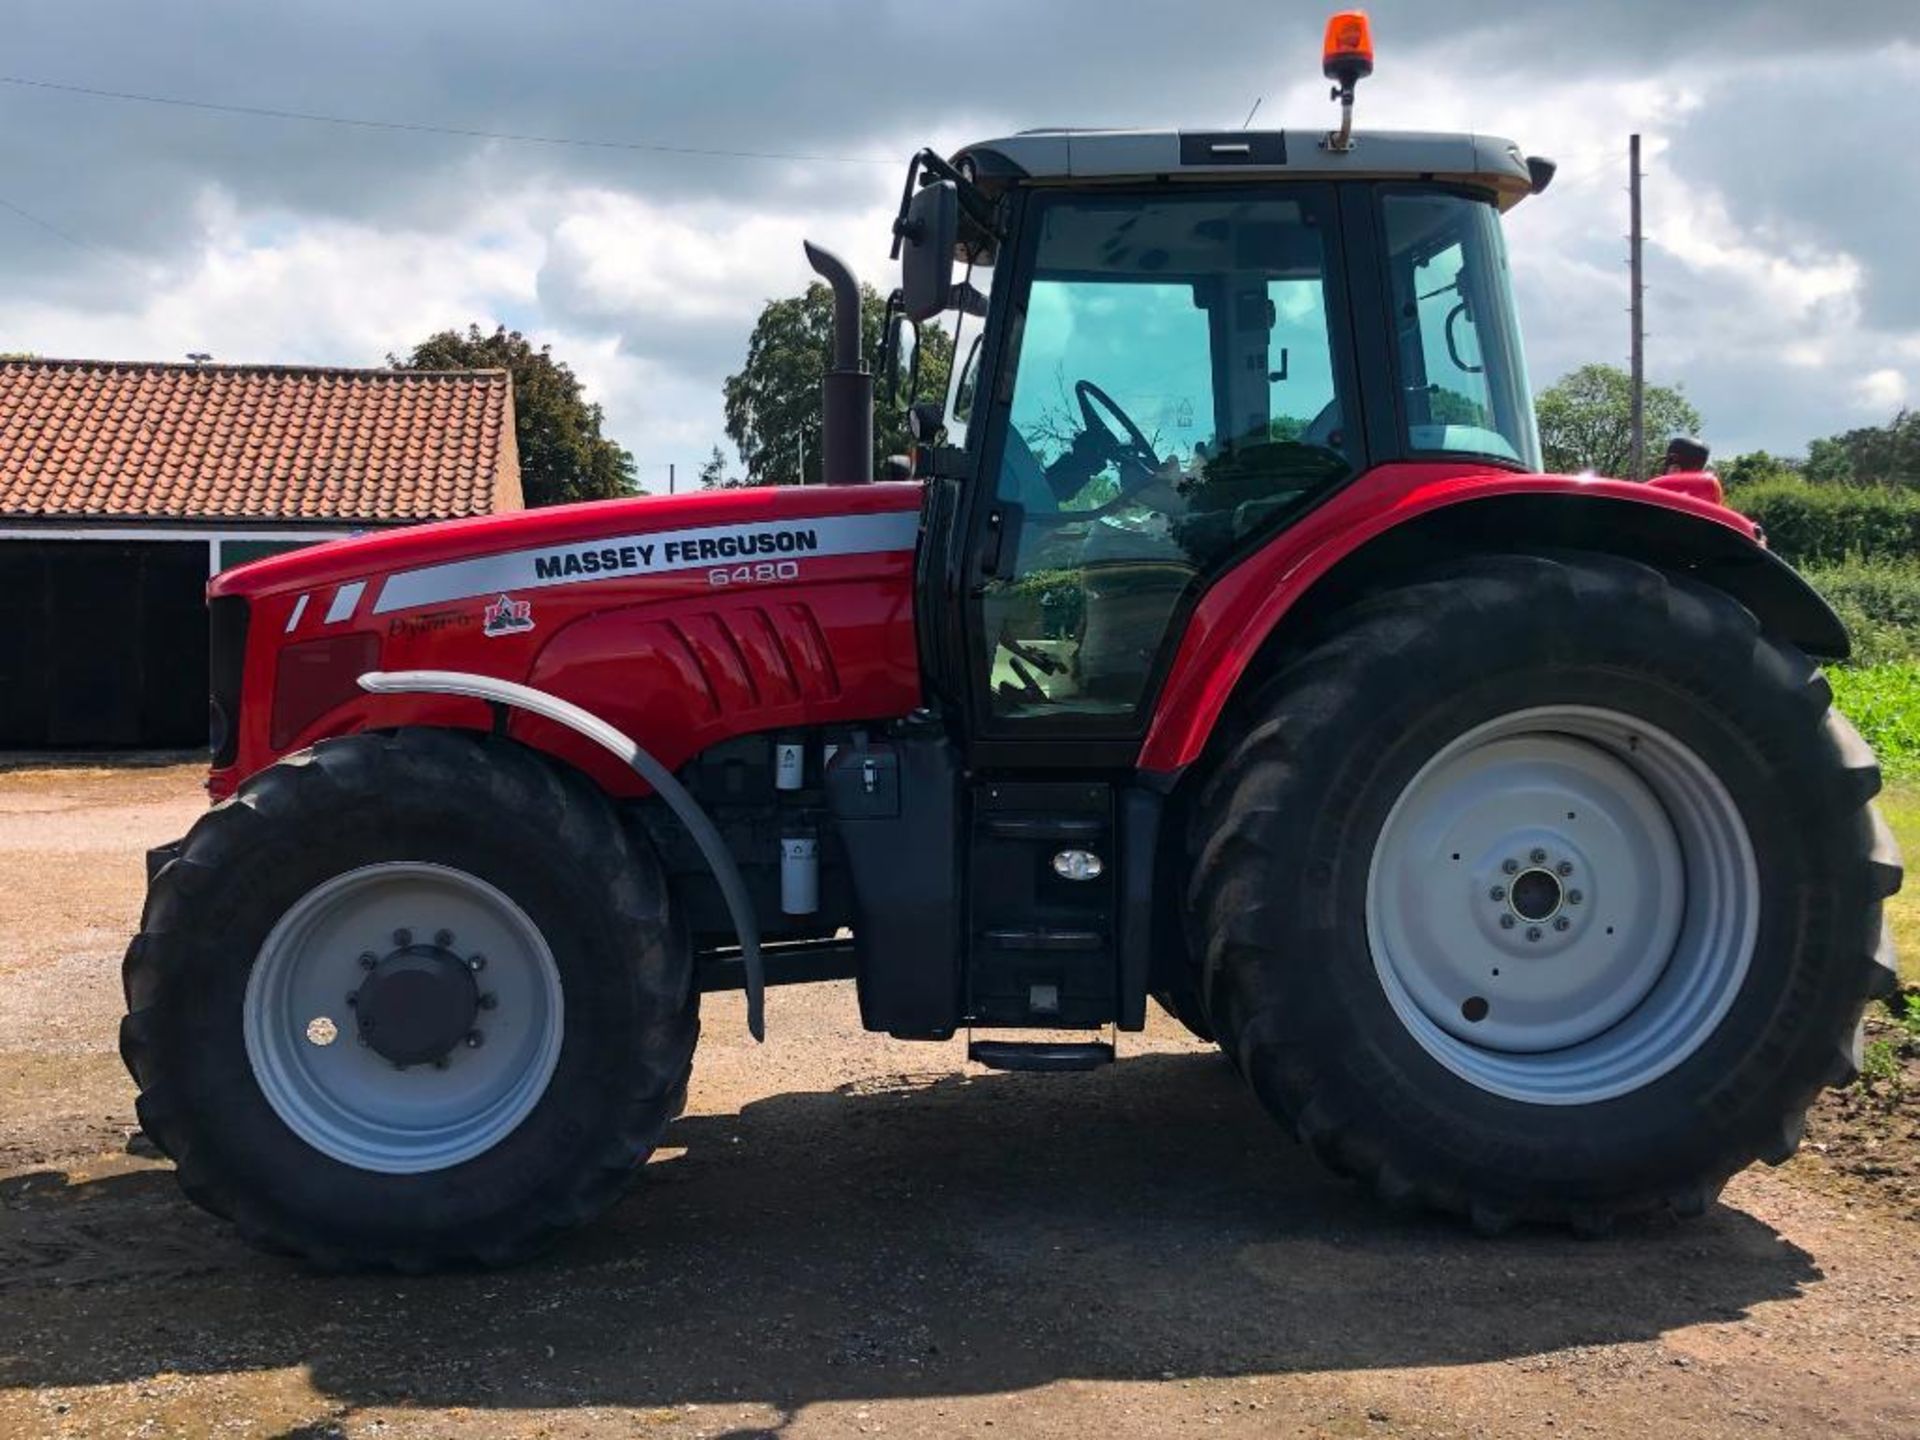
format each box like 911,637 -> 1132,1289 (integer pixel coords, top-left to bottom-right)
1502,859 -> 1520,875
434,929 -> 454,948
478,993 -> 498,1011
1568,890 -> 1583,905
467,954 -> 487,973
358,952 -> 378,970
1556,861 -> 1574,877
393,928 -> 412,947
1529,848 -> 1547,865
345,994 -> 357,1007
1526,926 -> 1543,942
1553,916 -> 1571,932
465,1031 -> 485,1049
1489,886 -> 1507,901
1499,914 -> 1517,930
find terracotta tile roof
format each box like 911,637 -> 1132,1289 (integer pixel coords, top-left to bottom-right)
0,357 -> 522,523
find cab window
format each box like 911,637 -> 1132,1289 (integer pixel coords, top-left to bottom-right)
980,190 -> 1354,723
1382,191 -> 1540,469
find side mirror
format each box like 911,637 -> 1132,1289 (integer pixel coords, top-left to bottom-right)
878,291 -> 921,407
897,179 -> 958,322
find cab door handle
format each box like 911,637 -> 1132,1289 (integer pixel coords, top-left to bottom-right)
978,502 -> 1022,581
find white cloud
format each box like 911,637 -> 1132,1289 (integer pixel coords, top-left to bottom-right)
1857,368 -> 1910,412
0,186 -> 542,370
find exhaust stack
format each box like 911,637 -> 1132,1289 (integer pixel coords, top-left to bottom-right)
803,241 -> 873,485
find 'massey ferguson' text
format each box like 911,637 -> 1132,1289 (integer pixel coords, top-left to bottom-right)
532,527 -> 822,580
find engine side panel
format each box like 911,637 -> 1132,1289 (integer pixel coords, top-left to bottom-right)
210,484 -> 926,797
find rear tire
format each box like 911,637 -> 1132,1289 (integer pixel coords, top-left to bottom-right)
1187,552 -> 1901,1230
121,728 -> 696,1268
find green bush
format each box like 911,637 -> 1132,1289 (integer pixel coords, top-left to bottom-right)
1828,663 -> 1920,779
1728,480 -> 1920,565
1802,559 -> 1920,665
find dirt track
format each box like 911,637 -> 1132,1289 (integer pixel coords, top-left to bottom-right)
1,764 -> 1916,1439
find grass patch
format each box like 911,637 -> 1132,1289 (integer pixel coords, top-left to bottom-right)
1830,665 -> 1920,782
1875,781 -> 1920,986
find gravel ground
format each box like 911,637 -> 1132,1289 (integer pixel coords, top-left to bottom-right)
1,763 -> 1916,1439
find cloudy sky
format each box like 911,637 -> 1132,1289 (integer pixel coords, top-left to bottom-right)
2,1 -> 1915,486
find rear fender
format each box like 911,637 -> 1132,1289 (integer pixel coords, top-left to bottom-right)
1139,485 -> 1845,775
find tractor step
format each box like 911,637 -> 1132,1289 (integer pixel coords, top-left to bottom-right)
967,1039 -> 1115,1072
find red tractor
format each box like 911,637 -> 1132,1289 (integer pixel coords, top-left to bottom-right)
125,16 -> 1900,1267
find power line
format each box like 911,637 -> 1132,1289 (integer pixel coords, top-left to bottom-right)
0,74 -> 895,167
0,189 -> 146,279
0,190 -> 100,253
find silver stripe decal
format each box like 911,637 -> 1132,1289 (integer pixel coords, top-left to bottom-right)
325,580 -> 367,624
372,511 -> 920,616
284,593 -> 309,633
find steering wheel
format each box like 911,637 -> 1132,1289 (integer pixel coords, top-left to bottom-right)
1076,379 -> 1159,469
1043,379 -> 1163,506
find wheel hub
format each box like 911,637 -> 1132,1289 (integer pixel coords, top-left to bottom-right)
1507,867 -> 1562,922
243,863 -> 564,1174
352,938 -> 481,1067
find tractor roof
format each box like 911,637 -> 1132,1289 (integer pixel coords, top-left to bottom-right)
952,128 -> 1545,211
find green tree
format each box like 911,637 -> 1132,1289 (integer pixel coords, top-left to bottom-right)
697,444 -> 746,490
392,324 -> 637,507
1802,410 -> 1920,487
1534,363 -> 1702,479
1722,450 -> 1800,490
722,283 -> 953,486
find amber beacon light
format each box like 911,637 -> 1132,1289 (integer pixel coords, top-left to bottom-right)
1322,10 -> 1375,80
1321,10 -> 1374,152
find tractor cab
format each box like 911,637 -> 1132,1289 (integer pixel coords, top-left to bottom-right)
884,122 -> 1553,756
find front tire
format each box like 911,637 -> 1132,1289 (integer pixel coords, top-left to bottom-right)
121,728 -> 696,1268
1188,553 -> 1902,1230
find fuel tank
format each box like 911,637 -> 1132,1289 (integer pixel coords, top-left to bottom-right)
207,483 -> 926,798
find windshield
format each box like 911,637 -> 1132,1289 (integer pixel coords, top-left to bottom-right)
1381,192 -> 1540,470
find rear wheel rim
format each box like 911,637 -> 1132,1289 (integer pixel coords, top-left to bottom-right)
244,862 -> 564,1173
1365,705 -> 1758,1105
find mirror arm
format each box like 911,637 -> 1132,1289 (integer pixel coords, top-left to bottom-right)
904,147 -> 1003,238
878,289 -> 904,404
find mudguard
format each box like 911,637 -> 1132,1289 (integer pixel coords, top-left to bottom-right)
360,669 -> 768,1039
1139,464 -> 1846,774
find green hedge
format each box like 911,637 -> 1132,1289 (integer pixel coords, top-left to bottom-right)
1728,480 -> 1920,566
1803,559 -> 1920,666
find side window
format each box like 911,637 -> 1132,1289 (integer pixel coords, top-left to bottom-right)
1407,238 -> 1497,433
1383,192 -> 1538,466
979,193 -> 1353,724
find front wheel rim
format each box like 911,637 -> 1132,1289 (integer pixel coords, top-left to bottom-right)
1365,705 -> 1758,1105
243,862 -> 564,1173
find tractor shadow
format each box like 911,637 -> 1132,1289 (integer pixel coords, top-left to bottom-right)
0,1049 -> 1816,1419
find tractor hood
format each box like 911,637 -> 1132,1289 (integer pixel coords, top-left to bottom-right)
208,480 -> 929,801
210,482 -> 926,606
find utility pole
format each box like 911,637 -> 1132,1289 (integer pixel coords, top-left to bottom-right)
668,462 -> 675,495
1628,132 -> 1646,481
